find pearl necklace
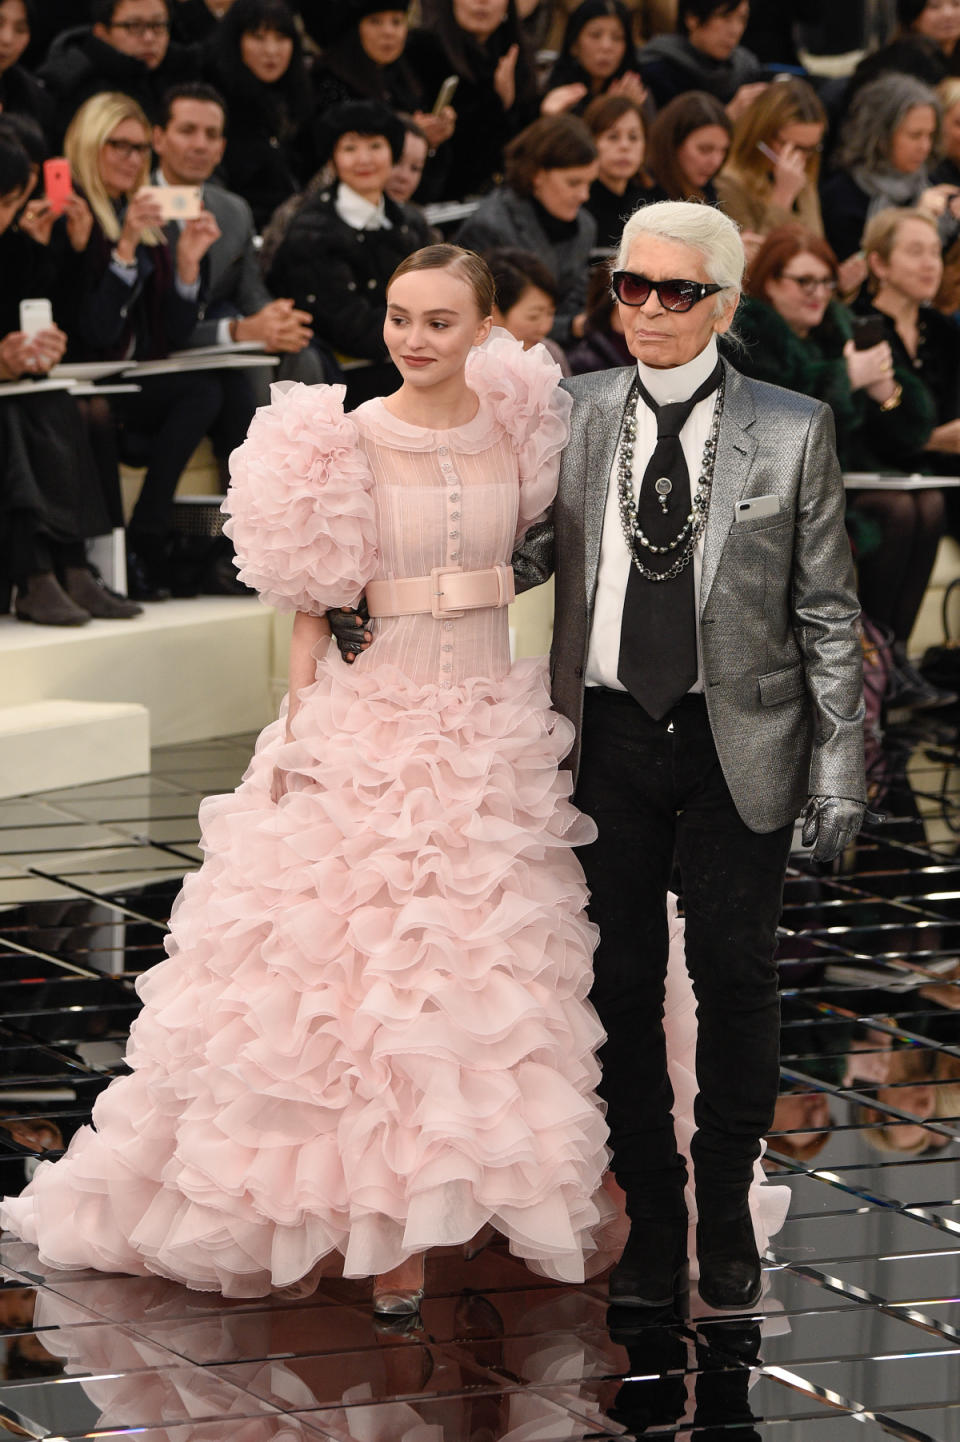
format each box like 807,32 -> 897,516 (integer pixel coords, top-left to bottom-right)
616,372 -> 725,584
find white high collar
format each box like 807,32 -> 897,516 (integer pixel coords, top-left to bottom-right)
635,335 -> 719,407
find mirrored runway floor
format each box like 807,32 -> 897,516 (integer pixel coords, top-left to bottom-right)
0,723 -> 957,1440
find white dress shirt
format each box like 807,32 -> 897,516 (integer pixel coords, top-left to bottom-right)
585,335 -> 720,693
334,181 -> 392,231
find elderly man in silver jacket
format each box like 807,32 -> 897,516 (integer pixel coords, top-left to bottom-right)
513,201 -> 865,1312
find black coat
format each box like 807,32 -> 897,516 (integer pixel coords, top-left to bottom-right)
205,56 -> 310,231
38,26 -> 201,144
266,187 -> 431,361
0,63 -> 57,148
819,169 -> 871,265
405,26 -> 537,200
73,214 -> 203,362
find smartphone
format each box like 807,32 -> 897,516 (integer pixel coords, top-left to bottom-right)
853,317 -> 887,350
19,297 -> 53,338
139,184 -> 203,221
735,494 -> 780,522
432,74 -> 459,115
42,157 -> 73,217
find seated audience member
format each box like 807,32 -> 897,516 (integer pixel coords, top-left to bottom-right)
385,114 -> 429,204
644,88 -> 730,202
715,77 -> 826,240
38,0 -> 200,145
204,0 -> 311,230
65,91 -> 221,600
932,75 -> 960,184
0,0 -> 56,146
821,73 -> 959,270
567,259 -> 632,371
0,131 -> 140,624
736,225 -> 934,471
858,208 -> 960,701
853,0 -> 960,93
152,82 -> 313,364
171,0 -> 234,44
540,0 -> 646,117
638,0 -> 767,120
583,93 -> 651,249
457,114 -> 598,345
738,222 -> 948,710
407,0 -> 540,201
485,244 -> 563,358
312,5 -> 455,203
266,100 -> 431,398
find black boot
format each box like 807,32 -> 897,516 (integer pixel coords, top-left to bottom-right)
126,532 -> 171,602
696,1213 -> 762,1312
609,1216 -> 689,1310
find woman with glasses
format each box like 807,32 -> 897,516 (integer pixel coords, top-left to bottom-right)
714,78 -> 826,246
38,0 -> 200,146
737,222 -> 951,709
64,90 -> 222,600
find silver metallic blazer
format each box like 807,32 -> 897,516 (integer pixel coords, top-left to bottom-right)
512,359 -> 867,834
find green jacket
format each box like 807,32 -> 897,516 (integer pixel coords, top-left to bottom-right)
730,296 -> 935,473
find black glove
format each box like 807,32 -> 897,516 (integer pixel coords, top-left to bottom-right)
801,796 -> 866,863
327,598 -> 372,663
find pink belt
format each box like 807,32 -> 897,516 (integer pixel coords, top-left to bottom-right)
365,564 -> 515,620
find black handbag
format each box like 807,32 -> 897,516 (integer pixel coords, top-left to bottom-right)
920,577 -> 960,689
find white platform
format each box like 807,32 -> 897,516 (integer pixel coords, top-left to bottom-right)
0,598 -> 279,751
0,700 -> 150,800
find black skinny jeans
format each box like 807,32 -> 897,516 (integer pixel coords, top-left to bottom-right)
574,688 -> 793,1222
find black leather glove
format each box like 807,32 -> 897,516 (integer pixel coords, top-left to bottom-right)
801,796 -> 866,863
327,598 -> 372,663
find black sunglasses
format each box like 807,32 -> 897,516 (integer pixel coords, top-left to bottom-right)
611,271 -> 725,313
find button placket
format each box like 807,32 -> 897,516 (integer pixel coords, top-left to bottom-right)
438,451 -> 463,686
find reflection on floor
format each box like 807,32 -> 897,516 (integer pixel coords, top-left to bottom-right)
0,724 -> 958,1440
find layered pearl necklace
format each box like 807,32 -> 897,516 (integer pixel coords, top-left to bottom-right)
616,372 -> 726,584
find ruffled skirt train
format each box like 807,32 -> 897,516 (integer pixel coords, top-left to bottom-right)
1,652 -> 613,1296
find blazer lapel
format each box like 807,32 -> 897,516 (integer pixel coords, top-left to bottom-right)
700,363 -> 757,609
583,366 -> 634,607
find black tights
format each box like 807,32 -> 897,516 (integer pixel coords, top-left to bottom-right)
850,488 -> 945,644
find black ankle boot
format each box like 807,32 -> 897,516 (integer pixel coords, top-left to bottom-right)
696,1213 -> 762,1311
126,532 -> 171,602
609,1217 -> 689,1310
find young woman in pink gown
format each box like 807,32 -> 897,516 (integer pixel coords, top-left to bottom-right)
0,246 -> 612,1308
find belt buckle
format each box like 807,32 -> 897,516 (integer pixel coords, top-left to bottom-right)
430,564 -> 465,620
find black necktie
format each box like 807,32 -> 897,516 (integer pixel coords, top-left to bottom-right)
617,362 -> 722,720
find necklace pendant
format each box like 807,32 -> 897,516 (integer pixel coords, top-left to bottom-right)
655,476 -> 673,513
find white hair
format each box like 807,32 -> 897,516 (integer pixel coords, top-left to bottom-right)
615,201 -> 745,315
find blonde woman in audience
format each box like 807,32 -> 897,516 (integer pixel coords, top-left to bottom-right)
65,91 -> 221,601
715,78 -> 826,238
932,74 -> 960,186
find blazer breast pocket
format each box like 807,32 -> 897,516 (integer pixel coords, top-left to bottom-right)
728,509 -> 791,536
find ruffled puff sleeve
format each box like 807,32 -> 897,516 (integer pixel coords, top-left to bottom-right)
466,331 -> 572,539
221,381 -> 378,614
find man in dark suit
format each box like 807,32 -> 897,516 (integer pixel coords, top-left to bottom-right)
152,82 -> 313,358
152,81 -> 318,486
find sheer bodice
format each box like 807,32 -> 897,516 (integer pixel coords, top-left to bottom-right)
352,398 -> 521,688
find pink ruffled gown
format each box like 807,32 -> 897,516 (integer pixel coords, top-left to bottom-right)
0,337 -> 613,1296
